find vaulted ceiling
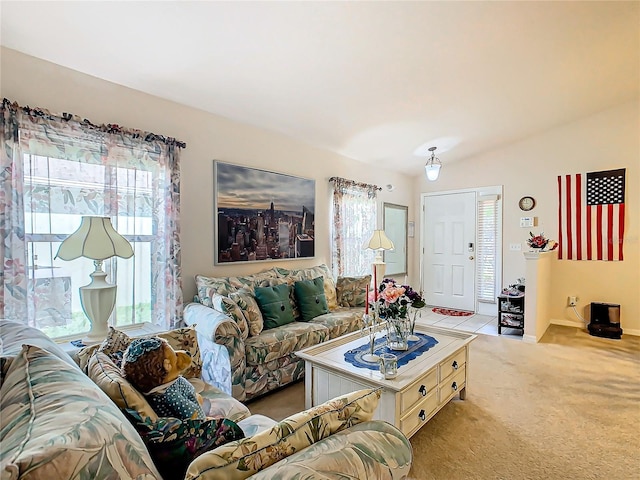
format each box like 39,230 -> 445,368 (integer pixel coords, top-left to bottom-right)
1,1 -> 638,174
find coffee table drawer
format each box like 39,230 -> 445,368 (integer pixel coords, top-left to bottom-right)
400,390 -> 439,436
439,348 -> 467,381
438,366 -> 466,404
400,368 -> 437,412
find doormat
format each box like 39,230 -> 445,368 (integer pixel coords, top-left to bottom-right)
432,307 -> 474,316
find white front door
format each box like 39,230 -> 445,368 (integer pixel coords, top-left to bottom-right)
422,192 -> 476,311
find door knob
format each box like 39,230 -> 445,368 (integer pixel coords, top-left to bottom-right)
469,256 -> 474,260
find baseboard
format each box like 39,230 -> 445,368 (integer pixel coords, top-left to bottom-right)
551,318 -> 585,329
522,334 -> 537,344
551,318 -> 639,337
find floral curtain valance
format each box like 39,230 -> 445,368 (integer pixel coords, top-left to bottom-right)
329,177 -> 381,199
2,98 -> 186,148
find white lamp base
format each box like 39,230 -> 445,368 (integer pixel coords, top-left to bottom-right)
80,266 -> 117,345
373,249 -> 386,283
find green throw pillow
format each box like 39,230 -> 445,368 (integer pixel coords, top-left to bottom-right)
255,283 -> 296,329
294,276 -> 329,321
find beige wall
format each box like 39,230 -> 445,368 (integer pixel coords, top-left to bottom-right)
0,48 -> 416,303
3,48 -> 638,334
416,101 -> 640,333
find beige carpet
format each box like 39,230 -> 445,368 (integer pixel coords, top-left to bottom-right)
247,326 -> 640,479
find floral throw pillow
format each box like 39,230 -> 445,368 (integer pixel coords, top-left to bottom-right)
229,288 -> 264,337
125,409 -> 245,480
336,275 -> 372,307
212,295 -> 250,340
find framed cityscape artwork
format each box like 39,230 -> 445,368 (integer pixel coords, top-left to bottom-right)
214,161 -> 316,264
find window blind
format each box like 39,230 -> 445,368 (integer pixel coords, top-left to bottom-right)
477,195 -> 498,303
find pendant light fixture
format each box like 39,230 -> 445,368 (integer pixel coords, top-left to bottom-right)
424,146 -> 442,181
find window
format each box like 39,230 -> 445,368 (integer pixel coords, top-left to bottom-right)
1,99 -> 183,339
477,195 -> 499,303
329,177 -> 379,278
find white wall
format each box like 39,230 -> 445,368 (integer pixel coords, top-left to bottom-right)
1,48 -> 416,303
415,101 -> 640,333
4,48 -> 637,333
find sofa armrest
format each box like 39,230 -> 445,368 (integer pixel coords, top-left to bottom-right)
246,421 -> 413,479
184,302 -> 247,400
186,388 -> 383,479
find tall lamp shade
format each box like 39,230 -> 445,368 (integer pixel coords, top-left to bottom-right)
365,230 -> 395,282
56,216 -> 133,344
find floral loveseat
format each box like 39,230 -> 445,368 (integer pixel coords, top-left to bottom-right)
0,319 -> 413,480
185,264 -> 370,401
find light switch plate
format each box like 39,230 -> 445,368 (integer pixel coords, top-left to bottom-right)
510,243 -> 522,251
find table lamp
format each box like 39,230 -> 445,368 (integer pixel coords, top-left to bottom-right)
365,230 -> 395,282
55,216 -> 133,344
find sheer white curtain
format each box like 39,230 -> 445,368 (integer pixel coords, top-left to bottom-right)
1,98 -> 184,339
329,177 -> 379,278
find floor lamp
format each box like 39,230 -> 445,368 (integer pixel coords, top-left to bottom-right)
55,216 -> 133,344
365,230 -> 395,284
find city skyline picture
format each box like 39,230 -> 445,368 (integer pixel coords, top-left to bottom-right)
214,161 -> 316,264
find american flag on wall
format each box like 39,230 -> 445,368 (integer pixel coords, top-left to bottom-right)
557,169 -> 626,261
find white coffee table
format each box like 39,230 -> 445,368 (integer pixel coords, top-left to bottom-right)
296,324 -> 476,439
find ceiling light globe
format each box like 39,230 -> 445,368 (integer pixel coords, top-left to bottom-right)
425,163 -> 441,181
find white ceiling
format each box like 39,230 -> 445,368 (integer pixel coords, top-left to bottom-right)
1,1 -> 638,175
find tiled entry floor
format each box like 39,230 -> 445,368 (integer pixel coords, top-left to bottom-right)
416,307 -> 523,340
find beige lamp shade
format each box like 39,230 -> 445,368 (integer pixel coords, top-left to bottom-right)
365,230 -> 395,251
365,230 -> 395,281
56,216 -> 134,261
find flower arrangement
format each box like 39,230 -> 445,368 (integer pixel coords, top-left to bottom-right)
367,279 -> 426,350
527,232 -> 558,251
369,278 -> 426,319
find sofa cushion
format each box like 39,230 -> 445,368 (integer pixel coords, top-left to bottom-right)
254,283 -> 296,329
310,307 -> 364,339
244,321 -> 329,366
247,420 -> 413,480
0,344 -> 160,479
229,288 -> 263,337
294,276 -> 329,321
195,268 -> 281,305
199,382 -> 252,423
336,275 -> 372,307
196,275 -> 238,304
87,351 -> 159,422
185,388 -> 381,480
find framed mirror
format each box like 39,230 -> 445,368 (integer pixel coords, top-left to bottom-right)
383,203 -> 408,276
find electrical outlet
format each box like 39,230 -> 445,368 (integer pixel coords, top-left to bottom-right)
568,296 -> 578,307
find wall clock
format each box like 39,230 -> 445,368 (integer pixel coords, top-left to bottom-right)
518,196 -> 536,211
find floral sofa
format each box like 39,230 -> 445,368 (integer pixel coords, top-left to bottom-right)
185,264 -> 370,401
0,319 -> 412,480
